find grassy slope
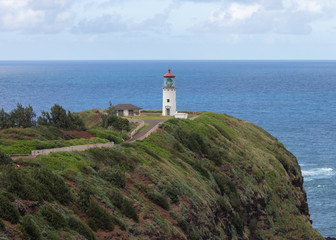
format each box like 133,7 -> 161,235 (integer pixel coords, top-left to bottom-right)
0,112 -> 323,240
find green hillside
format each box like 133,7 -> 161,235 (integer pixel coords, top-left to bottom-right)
0,112 -> 323,240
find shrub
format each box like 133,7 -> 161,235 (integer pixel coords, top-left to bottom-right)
278,155 -> 290,172
177,218 -> 189,232
189,229 -> 202,240
0,150 -> 12,165
165,185 -> 180,204
40,205 -> 67,229
0,219 -> 6,231
121,198 -> 139,222
107,188 -> 138,222
78,187 -> 92,212
1,167 -> 53,201
249,219 -> 258,237
106,134 -> 118,143
99,167 -> 126,188
137,184 -> 170,210
174,128 -> 209,156
87,200 -> 114,231
68,215 -> 96,240
32,168 -> 72,204
208,148 -> 222,166
214,174 -> 241,213
217,196 -> 229,215
0,193 -> 20,224
102,114 -> 130,131
21,215 -> 42,240
233,214 -> 244,235
213,124 -> 232,141
191,161 -> 210,179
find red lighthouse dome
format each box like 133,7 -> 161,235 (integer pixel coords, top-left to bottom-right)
163,69 -> 175,78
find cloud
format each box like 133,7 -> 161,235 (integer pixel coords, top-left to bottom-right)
72,4 -> 174,34
200,0 -> 336,34
0,0 -> 75,33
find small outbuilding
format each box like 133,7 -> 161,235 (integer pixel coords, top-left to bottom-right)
114,104 -> 142,117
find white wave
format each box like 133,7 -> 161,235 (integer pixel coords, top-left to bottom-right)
302,168 -> 335,181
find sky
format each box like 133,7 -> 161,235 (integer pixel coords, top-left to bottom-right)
0,0 -> 336,60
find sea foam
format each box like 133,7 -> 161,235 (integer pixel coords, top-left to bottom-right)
302,168 -> 334,181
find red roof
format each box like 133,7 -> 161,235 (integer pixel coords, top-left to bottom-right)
163,69 -> 175,78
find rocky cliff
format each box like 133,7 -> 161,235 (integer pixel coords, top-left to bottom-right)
0,112 -> 323,239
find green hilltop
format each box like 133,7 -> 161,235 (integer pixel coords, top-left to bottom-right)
0,111 -> 323,240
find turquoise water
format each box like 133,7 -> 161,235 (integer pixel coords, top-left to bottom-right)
1,60 -> 336,237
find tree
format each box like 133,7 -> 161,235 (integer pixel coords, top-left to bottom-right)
0,108 -> 10,129
37,104 -> 85,130
107,101 -> 116,116
37,111 -> 50,126
50,104 -> 68,128
8,104 -> 36,128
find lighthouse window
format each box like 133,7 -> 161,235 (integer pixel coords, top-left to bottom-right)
167,99 -> 170,103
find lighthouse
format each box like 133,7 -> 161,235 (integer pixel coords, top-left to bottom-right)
162,69 -> 176,116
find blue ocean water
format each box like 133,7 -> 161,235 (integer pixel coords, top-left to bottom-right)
1,60 -> 335,237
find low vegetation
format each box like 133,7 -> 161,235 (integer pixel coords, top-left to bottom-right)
0,111 -> 323,240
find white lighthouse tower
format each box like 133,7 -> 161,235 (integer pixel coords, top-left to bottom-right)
162,69 -> 176,116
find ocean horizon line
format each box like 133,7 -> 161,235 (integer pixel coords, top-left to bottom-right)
1,59 -> 336,62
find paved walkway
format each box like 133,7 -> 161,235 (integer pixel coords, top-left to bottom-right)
128,119 -> 167,142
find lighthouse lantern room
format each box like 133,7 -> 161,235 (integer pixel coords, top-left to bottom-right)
162,69 -> 176,116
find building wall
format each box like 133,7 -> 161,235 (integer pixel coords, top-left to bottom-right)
175,113 -> 188,119
162,88 -> 176,116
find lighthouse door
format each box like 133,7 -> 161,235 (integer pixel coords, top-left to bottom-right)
166,108 -> 170,116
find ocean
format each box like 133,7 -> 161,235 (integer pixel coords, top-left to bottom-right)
0,60 -> 335,237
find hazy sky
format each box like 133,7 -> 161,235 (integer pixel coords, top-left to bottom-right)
1,0 -> 336,60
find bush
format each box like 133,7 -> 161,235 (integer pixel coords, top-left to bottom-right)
0,193 -> 20,224
233,214 -> 244,235
32,168 -> 72,204
217,196 -> 229,215
40,205 -> 67,229
0,219 -> 6,231
174,128 -> 209,156
87,200 -> 114,231
68,215 -> 96,240
189,229 -> 202,240
190,161 -> 210,179
107,188 -> 138,222
106,134 -> 118,143
137,184 -> 170,210
78,188 -> 92,212
208,148 -> 222,166
214,174 -> 241,213
165,185 -> 180,204
178,218 -> 189,232
99,167 -> 126,188
21,215 -> 42,240
102,114 -> 130,131
278,155 -> 290,172
121,198 -> 139,222
1,167 -> 53,201
0,150 -> 12,165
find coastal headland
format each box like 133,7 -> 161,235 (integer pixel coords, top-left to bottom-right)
0,109 -> 326,239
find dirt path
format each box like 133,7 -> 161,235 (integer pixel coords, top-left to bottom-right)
128,119 -> 167,142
